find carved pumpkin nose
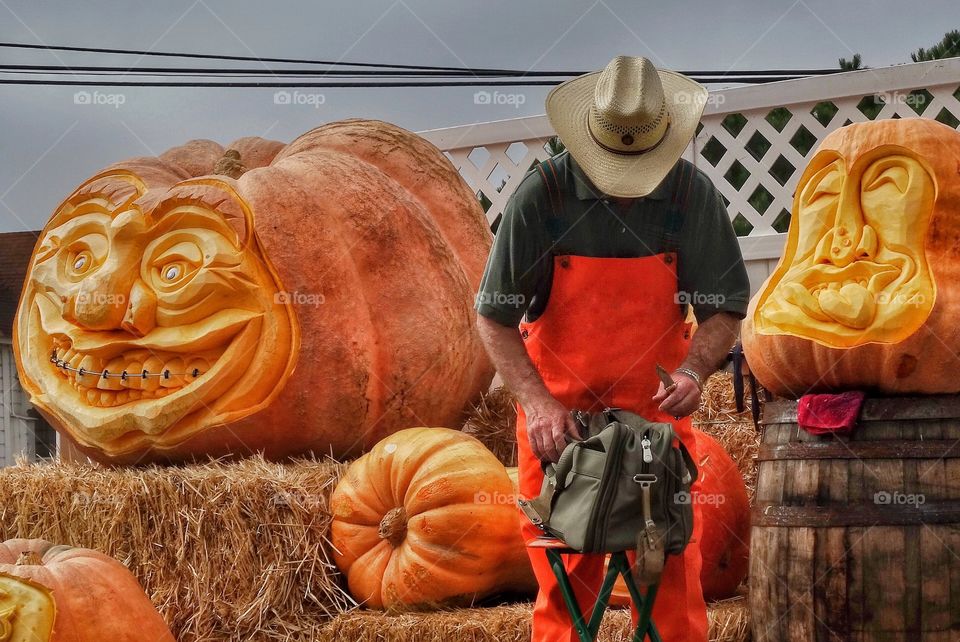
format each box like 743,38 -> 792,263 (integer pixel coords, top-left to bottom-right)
68,277 -> 130,331
121,279 -> 157,337
67,275 -> 156,336
817,182 -> 877,267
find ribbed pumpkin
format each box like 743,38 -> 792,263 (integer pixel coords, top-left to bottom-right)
692,431 -> 750,601
330,427 -> 536,609
0,539 -> 174,641
743,119 -> 960,397
14,119 -> 494,463
609,429 -> 750,605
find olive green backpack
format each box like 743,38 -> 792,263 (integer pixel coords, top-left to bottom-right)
518,408 -> 697,585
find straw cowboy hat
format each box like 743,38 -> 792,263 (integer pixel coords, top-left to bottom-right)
546,55 -> 708,198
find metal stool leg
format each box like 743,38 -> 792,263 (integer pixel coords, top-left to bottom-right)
545,549 -> 661,642
546,548 -> 592,642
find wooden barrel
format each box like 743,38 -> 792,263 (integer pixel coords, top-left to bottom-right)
750,395 -> 960,642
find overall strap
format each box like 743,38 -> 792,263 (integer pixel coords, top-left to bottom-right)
663,160 -> 695,255
536,157 -> 565,242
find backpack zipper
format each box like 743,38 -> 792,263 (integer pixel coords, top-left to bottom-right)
586,423 -> 625,551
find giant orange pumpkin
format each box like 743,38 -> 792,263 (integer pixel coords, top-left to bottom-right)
0,539 -> 174,641
13,119 -> 494,463
330,427 -> 537,609
743,119 -> 960,397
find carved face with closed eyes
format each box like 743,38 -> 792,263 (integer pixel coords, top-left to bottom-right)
754,126 -> 938,347
14,169 -> 296,460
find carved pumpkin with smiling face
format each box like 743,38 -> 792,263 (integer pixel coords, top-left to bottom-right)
743,118 -> 960,397
14,120 -> 494,464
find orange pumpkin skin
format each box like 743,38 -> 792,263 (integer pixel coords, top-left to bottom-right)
609,429 -> 750,605
14,119 -> 494,463
0,539 -> 174,641
330,428 -> 536,609
743,119 -> 960,397
693,431 -> 750,601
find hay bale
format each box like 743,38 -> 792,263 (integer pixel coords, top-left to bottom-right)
319,596 -> 750,642
693,372 -> 760,500
462,374 -> 761,497
0,456 -> 352,642
462,386 -> 518,467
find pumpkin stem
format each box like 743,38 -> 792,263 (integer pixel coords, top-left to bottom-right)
15,551 -> 42,566
378,506 -> 408,547
213,148 -> 248,178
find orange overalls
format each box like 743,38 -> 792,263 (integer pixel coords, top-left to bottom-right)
516,252 -> 709,642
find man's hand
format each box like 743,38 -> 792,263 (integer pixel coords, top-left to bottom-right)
476,316 -> 579,463
652,373 -> 701,418
524,396 -> 580,463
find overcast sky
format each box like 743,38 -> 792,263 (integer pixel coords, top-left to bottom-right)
1,0 -> 958,233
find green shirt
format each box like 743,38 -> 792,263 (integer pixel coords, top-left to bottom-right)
476,151 -> 750,326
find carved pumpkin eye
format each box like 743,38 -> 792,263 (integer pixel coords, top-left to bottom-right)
160,262 -> 187,284
69,250 -> 94,276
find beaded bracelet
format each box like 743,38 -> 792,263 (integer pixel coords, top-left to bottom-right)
674,367 -> 703,392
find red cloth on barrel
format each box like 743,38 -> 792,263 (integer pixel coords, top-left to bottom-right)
797,391 -> 866,435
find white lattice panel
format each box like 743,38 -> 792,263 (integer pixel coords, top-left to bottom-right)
420,57 -> 960,249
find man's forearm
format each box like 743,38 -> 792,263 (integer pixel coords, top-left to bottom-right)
476,316 -> 552,409
682,312 -> 741,381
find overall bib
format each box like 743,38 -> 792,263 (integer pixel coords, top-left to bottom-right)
516,239 -> 709,639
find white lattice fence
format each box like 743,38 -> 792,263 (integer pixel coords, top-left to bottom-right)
420,57 -> 960,276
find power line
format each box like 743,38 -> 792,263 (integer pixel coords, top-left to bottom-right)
0,41 -> 526,74
0,76 -> 807,88
0,42 -> 842,81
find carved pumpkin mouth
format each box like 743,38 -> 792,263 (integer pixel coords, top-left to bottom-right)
778,261 -> 903,329
24,290 -> 267,445
37,292 -> 255,410
49,345 -> 216,408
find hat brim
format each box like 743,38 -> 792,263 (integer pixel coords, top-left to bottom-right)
545,69 -> 707,198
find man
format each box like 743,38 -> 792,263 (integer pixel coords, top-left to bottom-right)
475,56 -> 749,641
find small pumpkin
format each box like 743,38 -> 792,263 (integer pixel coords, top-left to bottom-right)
743,119 -> 960,397
14,119 -> 494,463
0,539 -> 174,641
330,427 -> 536,609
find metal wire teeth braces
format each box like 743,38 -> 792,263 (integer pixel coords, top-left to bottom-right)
50,350 -> 202,380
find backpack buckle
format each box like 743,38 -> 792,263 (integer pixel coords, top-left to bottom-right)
632,473 -> 658,487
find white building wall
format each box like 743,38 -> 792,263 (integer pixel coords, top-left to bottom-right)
0,338 -> 37,465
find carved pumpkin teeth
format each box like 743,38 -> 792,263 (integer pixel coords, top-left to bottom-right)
98,357 -> 127,391
50,346 -> 212,406
125,362 -> 143,390
141,357 -> 163,391
160,358 -> 185,388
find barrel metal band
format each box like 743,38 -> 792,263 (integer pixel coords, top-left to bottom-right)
752,503 -> 960,527
761,394 -> 960,426
756,439 -> 960,461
